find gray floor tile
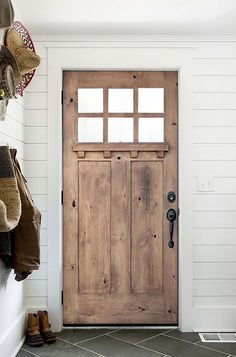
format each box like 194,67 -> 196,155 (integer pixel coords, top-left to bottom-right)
17,350 -> 39,357
198,342 -> 236,356
57,328 -> 115,343
163,329 -> 201,343
139,334 -> 225,357
79,335 -> 165,356
110,329 -> 169,344
21,339 -> 97,357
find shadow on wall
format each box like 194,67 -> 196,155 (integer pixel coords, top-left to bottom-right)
0,260 -> 11,288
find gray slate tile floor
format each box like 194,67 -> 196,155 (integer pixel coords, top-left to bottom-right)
17,328 -> 236,357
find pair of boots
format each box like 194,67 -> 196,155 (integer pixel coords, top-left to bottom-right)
26,311 -> 56,347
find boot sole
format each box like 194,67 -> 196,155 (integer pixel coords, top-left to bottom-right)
44,338 -> 56,344
26,341 -> 44,347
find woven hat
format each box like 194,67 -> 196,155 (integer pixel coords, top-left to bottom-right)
5,21 -> 41,96
0,0 -> 14,29
0,146 -> 21,232
0,45 -> 20,120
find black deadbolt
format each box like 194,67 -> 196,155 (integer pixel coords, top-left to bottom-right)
167,191 -> 176,203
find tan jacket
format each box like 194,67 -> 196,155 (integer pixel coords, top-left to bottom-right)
10,149 -> 41,281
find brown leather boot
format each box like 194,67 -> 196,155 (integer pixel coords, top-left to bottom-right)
26,313 -> 44,347
38,310 -> 56,344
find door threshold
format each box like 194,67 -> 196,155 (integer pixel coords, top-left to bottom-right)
63,325 -> 178,329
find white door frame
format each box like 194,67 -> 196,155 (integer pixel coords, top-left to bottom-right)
47,42 -> 194,331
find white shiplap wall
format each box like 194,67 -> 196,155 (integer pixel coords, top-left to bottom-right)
23,43 -> 48,308
0,96 -> 26,355
193,46 -> 236,309
24,40 -> 236,324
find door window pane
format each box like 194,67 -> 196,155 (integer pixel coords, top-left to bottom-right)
138,88 -> 164,113
78,117 -> 103,142
108,89 -> 133,113
108,117 -> 133,142
139,117 -> 164,142
78,88 -> 103,113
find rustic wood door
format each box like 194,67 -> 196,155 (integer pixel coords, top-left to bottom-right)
63,71 -> 178,325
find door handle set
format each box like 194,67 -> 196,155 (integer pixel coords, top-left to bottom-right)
166,191 -> 177,249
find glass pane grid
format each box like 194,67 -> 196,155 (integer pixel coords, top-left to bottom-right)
77,86 -> 165,143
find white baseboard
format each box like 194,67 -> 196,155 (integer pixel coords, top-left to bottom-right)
193,307 -> 236,332
0,309 -> 27,357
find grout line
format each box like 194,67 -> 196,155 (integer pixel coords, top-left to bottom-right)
162,334 -> 229,355
135,328 -> 177,345
56,337 -> 106,357
20,348 -> 40,357
74,329 -> 120,344
107,334 -> 167,356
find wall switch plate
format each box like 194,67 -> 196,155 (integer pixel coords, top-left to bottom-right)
197,177 -> 214,192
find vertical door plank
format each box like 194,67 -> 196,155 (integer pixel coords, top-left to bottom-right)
78,161 -> 111,293
131,161 -> 163,293
111,160 -> 130,293
63,72 -> 79,323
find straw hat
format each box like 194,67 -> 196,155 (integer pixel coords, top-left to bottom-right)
0,146 -> 21,232
0,45 -> 20,120
0,0 -> 14,29
5,21 -> 41,96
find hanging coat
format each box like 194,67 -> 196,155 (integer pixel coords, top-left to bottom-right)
10,149 -> 41,281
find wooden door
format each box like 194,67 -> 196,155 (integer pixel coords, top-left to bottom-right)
63,71 -> 178,325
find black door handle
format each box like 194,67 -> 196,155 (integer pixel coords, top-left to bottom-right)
166,209 -> 176,248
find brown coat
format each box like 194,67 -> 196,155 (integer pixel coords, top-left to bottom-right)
10,149 -> 41,281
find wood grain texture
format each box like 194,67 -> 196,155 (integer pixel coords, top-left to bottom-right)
63,71 -> 178,324
78,161 -> 111,293
131,161 -> 163,293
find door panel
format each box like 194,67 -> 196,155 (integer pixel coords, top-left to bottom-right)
78,161 -> 111,294
131,161 -> 163,294
63,71 -> 178,325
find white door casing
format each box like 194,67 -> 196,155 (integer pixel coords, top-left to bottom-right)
47,42 -> 194,331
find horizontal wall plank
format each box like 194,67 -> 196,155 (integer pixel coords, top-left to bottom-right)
194,262 -> 236,279
41,212 -> 48,229
193,59 -> 236,75
25,109 -> 48,127
193,161 -> 236,176
36,58 -> 47,76
25,144 -> 47,161
40,246 -> 48,263
194,296 -> 236,307
194,228 -> 236,245
193,212 -> 236,228
193,177 -> 236,195
194,246 -> 236,262
27,178 -> 48,194
193,127 -> 236,143
26,127 -> 48,144
193,109 -> 236,127
193,194 -> 236,212
33,42 -> 48,59
26,297 -> 47,308
24,161 -> 47,177
0,116 -> 25,143
193,75 -> 236,92
193,93 -> 236,110
28,263 -> 48,280
194,279 -> 236,296
32,194 -> 48,212
7,99 -> 25,124
26,75 -> 47,93
193,144 -> 236,161
40,229 -> 48,246
25,280 -> 47,297
194,43 -> 236,58
24,93 -> 48,110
